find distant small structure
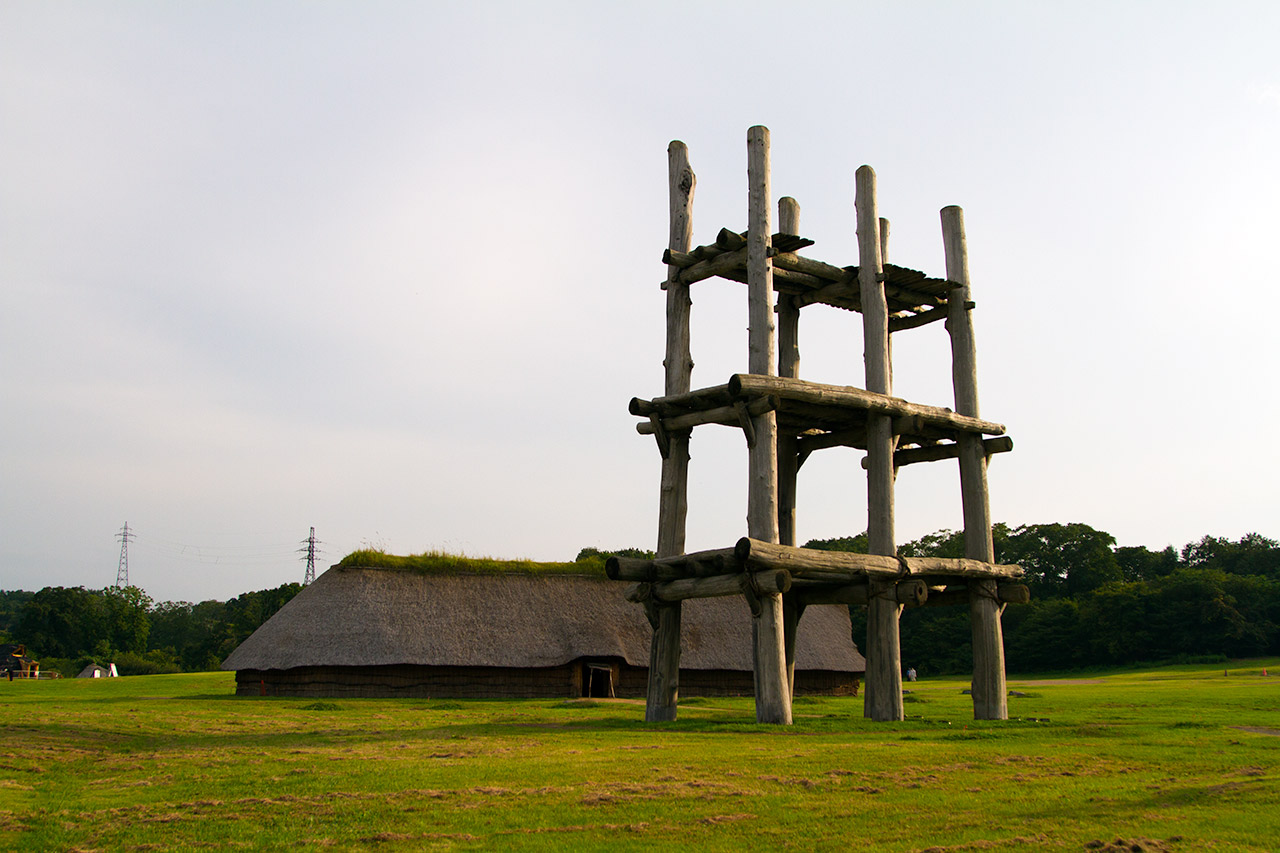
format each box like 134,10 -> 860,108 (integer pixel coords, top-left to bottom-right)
77,664 -> 109,679
1,644 -> 39,679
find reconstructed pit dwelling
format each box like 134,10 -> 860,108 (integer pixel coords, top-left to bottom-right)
606,126 -> 1028,724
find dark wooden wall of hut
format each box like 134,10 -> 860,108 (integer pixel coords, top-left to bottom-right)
235,661 -> 859,700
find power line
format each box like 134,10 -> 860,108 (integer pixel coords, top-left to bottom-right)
115,522 -> 135,588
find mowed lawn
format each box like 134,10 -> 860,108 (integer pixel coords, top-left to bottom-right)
1,662 -> 1277,851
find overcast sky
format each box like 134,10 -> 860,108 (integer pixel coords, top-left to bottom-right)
3,1 -> 1277,602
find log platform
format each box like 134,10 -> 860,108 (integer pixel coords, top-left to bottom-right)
632,374 -> 1010,464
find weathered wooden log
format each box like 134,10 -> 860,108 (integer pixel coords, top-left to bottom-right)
746,126 -> 790,726
942,204 -> 1007,722
676,246 -> 748,285
646,139 -> 699,725
661,247 -> 696,269
900,556 -> 1023,578
727,374 -> 1006,436
884,281 -> 946,310
781,594 -> 805,701
772,251 -> 848,284
657,142 -> 696,556
996,583 -> 1031,605
737,537 -> 898,577
636,395 -> 777,435
607,548 -> 741,582
776,196 -> 802,548
771,266 -> 829,292
630,384 -> 732,417
634,377 -> 1005,438
716,227 -> 746,251
889,304 -> 949,332
921,583 -> 1029,608
860,436 -> 1014,469
794,279 -> 861,309
625,568 -> 791,603
795,427 -> 868,456
734,537 -> 1022,581
794,578 -> 928,607
856,165 -> 904,723
646,603 -> 680,722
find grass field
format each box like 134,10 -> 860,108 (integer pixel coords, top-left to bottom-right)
1,661 -> 1277,851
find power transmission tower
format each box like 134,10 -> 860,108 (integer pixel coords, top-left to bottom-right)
115,522 -> 135,588
300,527 -> 319,584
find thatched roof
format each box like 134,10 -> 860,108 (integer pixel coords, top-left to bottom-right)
222,566 -> 864,673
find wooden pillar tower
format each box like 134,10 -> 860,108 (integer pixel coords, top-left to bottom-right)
610,127 -> 1026,724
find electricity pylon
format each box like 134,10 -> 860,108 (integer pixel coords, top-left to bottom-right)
300,527 -> 319,585
115,522 -> 135,588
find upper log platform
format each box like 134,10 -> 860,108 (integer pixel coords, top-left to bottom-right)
662,227 -> 958,327
631,374 -> 1010,461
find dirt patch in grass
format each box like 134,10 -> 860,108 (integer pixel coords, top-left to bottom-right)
1011,678 -> 1105,685
1231,726 -> 1280,736
919,835 -> 1050,851
1084,837 -> 1182,852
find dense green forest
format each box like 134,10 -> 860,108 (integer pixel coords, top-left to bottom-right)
807,524 -> 1280,675
4,525 -> 1276,678
2,582 -> 302,677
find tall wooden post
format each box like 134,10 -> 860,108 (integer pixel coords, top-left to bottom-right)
746,126 -> 791,725
942,205 -> 1008,721
857,166 -> 904,722
646,141 -> 696,723
777,196 -> 801,548
776,196 -> 802,698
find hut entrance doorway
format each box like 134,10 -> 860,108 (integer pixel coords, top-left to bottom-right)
584,663 -> 615,698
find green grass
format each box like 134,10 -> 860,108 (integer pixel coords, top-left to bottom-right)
335,549 -> 606,576
1,661 -> 1278,851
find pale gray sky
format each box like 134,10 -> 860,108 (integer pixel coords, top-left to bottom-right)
3,1 -> 1277,602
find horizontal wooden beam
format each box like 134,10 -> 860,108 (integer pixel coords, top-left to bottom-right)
920,582 -> 1030,607
728,374 -> 1007,436
736,538 -> 1023,581
889,305 -> 951,332
624,568 -> 791,603
637,395 -> 778,435
606,548 -> 739,582
793,578 -> 928,607
676,247 -> 748,285
630,384 -> 731,417
860,435 -> 1015,469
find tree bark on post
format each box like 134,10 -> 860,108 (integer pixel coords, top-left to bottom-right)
777,196 -> 803,699
857,165 -> 904,722
777,195 -> 801,547
746,126 -> 791,725
942,204 -> 1008,721
647,141 -> 696,723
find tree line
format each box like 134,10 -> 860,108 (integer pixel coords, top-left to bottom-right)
806,524 -> 1280,675
0,583 -> 302,677
4,523 -> 1276,678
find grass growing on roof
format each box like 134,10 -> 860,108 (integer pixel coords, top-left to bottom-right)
335,549 -> 608,576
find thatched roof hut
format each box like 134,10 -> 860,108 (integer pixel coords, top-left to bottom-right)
223,565 -> 864,699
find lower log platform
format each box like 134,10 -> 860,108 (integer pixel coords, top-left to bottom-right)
607,539 -> 1024,589
607,540 -> 1027,725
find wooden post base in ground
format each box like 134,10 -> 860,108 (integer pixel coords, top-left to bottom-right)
754,591 -> 792,724
645,602 -> 681,722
